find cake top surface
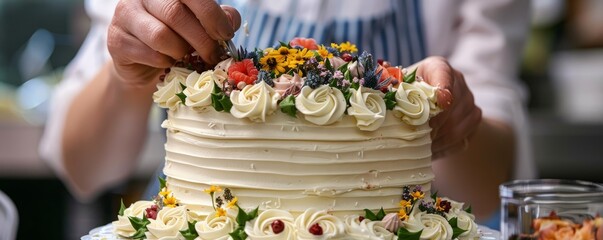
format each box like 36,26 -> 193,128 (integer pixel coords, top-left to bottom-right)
152,38 -> 441,131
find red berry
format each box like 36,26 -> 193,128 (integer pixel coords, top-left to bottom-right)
309,223 -> 323,235
358,216 -> 365,222
271,219 -> 285,234
342,53 -> 353,62
228,59 -> 259,85
145,205 -> 158,220
377,59 -> 384,65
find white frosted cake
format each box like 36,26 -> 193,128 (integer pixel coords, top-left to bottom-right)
111,38 -> 480,240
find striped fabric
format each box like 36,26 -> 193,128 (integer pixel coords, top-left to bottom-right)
219,0 -> 426,67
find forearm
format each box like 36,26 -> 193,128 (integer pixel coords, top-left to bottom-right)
62,61 -> 157,200
432,118 -> 515,221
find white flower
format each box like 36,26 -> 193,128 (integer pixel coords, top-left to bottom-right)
194,209 -> 237,240
403,208 -> 453,240
153,67 -> 193,110
230,81 -> 281,122
393,82 -> 431,126
145,206 -> 188,240
112,201 -> 154,238
183,70 -> 218,110
343,215 -> 396,240
444,202 -> 479,240
347,86 -> 387,131
215,58 -> 234,72
245,209 -> 296,240
295,85 -> 346,125
347,60 -> 365,78
329,57 -> 346,69
294,208 -> 345,239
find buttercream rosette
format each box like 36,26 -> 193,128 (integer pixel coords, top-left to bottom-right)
343,215 -> 397,240
294,208 -> 346,239
184,70 -> 218,111
112,201 -> 155,238
154,67 -> 193,110
145,206 -> 189,240
244,209 -> 296,239
230,81 -> 281,122
347,86 -> 387,131
194,209 -> 237,240
403,208 -> 454,240
393,82 -> 432,126
295,85 -> 346,125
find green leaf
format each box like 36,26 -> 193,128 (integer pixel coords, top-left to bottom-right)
363,209 -> 378,221
128,215 -> 150,231
337,62 -> 349,73
278,41 -> 292,48
431,191 -> 439,200
449,217 -> 468,239
403,67 -> 417,83
376,207 -> 386,220
325,58 -> 333,71
344,69 -> 352,81
247,206 -> 259,220
229,227 -> 248,240
128,227 -> 148,240
179,221 -> 199,240
397,227 -> 423,240
279,95 -> 297,118
210,82 -> 233,112
176,92 -> 187,105
465,205 -> 472,214
119,199 -> 126,216
158,176 -> 167,190
235,207 -> 249,226
329,77 -> 338,88
218,94 -> 233,112
384,91 -> 397,110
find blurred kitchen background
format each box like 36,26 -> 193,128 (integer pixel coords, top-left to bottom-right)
0,0 -> 602,239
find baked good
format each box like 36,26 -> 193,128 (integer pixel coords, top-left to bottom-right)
111,38 -> 480,240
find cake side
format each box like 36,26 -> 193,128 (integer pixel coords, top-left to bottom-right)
163,106 -> 434,216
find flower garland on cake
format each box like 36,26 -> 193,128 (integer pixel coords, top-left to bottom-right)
113,179 -> 480,240
152,38 -> 442,131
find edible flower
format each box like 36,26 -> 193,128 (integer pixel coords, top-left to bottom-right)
204,185 -> 223,195
411,189 -> 425,201
331,41 -> 358,53
398,207 -> 409,221
163,193 -> 178,208
290,37 -> 319,50
158,187 -> 170,198
399,199 -> 412,209
215,207 -> 227,217
226,196 -> 238,209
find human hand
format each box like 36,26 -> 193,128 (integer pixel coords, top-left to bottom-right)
107,0 -> 241,87
415,57 -> 482,158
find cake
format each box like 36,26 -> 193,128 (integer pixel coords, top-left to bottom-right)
111,38 -> 480,240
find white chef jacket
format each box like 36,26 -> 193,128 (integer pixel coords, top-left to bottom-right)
39,0 -> 535,202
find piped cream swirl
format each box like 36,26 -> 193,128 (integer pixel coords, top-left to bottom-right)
347,86 -> 387,131
245,209 -> 296,240
154,67 -> 192,110
184,70 -> 217,110
112,201 -> 155,238
145,206 -> 188,240
393,82 -> 431,126
294,208 -> 345,239
230,81 -> 281,122
295,86 -> 346,125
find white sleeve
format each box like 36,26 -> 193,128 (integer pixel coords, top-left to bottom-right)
39,0 -> 115,189
423,0 -> 536,179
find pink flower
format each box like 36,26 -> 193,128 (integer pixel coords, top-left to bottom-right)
290,38 -> 319,50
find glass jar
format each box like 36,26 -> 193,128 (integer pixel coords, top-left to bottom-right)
500,179 -> 603,240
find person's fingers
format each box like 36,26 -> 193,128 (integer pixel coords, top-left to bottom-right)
142,0 -> 225,64
416,56 -> 455,110
119,4 -> 189,60
431,106 -> 481,154
221,5 -> 242,31
181,0 -> 236,40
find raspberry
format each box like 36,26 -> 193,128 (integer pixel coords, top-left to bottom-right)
228,59 -> 258,85
309,223 -> 323,235
271,220 -> 285,234
342,53 -> 353,62
145,205 -> 158,220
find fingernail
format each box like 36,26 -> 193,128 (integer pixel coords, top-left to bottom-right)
223,12 -> 236,38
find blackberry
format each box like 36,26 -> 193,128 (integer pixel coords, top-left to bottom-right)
255,70 -> 275,87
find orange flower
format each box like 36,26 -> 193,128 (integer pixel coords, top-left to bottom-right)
289,37 -> 319,50
228,59 -> 258,85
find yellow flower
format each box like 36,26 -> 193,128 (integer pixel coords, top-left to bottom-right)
274,46 -> 298,56
317,45 -> 333,59
159,187 -> 171,198
204,185 -> 222,195
399,199 -> 412,208
398,208 -> 409,221
338,41 -> 358,53
411,190 -> 424,200
163,193 -> 178,208
286,48 -> 314,69
215,207 -> 227,217
226,196 -> 238,209
260,54 -> 287,75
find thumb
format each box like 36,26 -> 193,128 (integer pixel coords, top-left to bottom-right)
221,5 -> 242,33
